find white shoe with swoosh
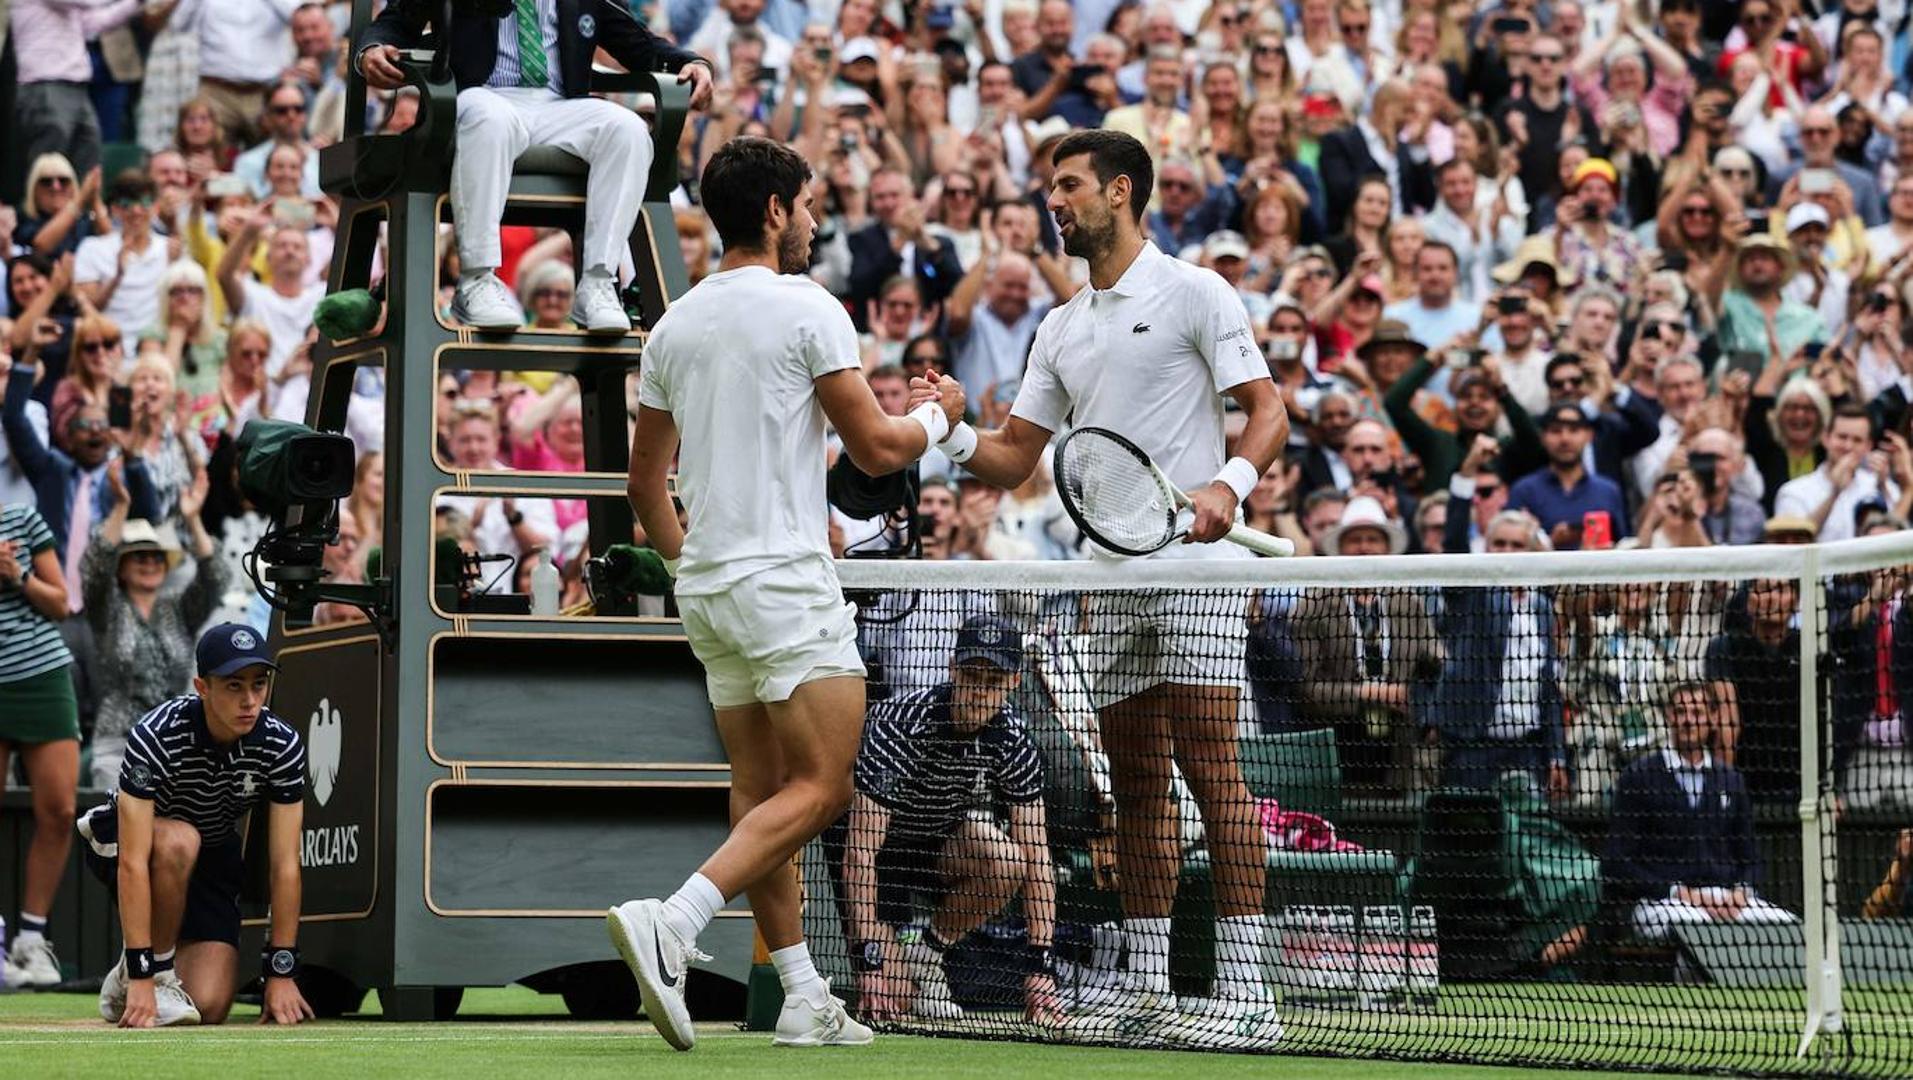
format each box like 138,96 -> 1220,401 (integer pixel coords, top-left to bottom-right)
607,899 -> 707,1051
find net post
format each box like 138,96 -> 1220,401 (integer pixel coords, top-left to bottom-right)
1795,545 -> 1844,1058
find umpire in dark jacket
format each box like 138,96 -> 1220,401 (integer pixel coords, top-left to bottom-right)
356,0 -> 713,333
1603,682 -> 1795,939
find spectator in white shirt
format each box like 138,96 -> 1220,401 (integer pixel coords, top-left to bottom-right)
231,81 -> 323,199
73,172 -> 170,338
1420,158 -> 1522,303
434,409 -> 557,586
214,202 -> 325,383
176,0 -> 306,147
689,0 -> 792,78
947,251 -> 1052,398
1867,174 -> 1913,268
1775,404 -> 1906,542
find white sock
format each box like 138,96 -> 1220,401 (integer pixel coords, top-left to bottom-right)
1122,916 -> 1173,996
660,872 -> 725,945
769,942 -> 830,1006
1215,915 -> 1267,997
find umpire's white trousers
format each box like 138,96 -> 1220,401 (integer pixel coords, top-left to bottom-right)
452,86 -> 654,275
1631,889 -> 1797,940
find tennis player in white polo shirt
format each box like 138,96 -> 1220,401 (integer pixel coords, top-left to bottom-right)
914,129 -> 1288,1045
610,136 -> 964,1052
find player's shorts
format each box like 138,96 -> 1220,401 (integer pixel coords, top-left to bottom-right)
1080,587 -> 1249,709
677,558 -> 865,708
78,805 -> 247,947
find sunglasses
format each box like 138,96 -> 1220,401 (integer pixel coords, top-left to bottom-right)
1548,374 -> 1585,390
36,176 -> 73,189
1802,125 -> 1836,136
1718,166 -> 1753,177
113,196 -> 154,208
944,187 -> 977,198
125,550 -> 167,563
71,418 -> 109,432
1529,51 -> 1564,62
533,288 -> 573,301
1307,267 -> 1334,279
236,347 -> 269,360
1254,43 -> 1282,54
1475,484 -> 1502,497
1680,205 -> 1718,217
882,298 -> 917,309
79,337 -> 123,353
270,102 -> 308,115
1342,22 -> 1369,34
170,284 -> 205,296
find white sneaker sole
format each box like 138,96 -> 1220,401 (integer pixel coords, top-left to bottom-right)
607,903 -> 696,1051
771,1016 -> 875,1047
571,307 -> 632,335
449,301 -> 521,333
5,965 -> 61,990
155,1002 -> 202,1026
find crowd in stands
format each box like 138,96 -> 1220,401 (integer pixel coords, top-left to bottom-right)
5,0 -> 1913,987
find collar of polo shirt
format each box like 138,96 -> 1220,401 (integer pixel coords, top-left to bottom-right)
1092,241 -> 1167,297
191,697 -> 271,749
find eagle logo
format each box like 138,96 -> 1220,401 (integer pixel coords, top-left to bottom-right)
309,698 -> 343,807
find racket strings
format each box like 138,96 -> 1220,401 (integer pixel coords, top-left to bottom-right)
1061,432 -> 1179,552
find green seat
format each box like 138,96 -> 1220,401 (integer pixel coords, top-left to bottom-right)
1240,728 -> 1342,816
99,141 -> 145,180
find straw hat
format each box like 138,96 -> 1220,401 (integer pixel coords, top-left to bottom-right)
116,519 -> 184,571
1357,319 -> 1427,362
1493,235 -> 1579,287
1322,495 -> 1408,555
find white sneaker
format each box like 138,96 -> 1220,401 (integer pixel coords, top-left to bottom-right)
153,970 -> 202,1027
607,899 -> 708,1051
772,983 -> 874,1047
1069,985 -> 1181,1047
449,272 -> 524,331
98,958 -> 129,1022
570,271 -> 632,335
900,940 -> 963,1020
4,935 -> 62,989
1176,988 -> 1285,1050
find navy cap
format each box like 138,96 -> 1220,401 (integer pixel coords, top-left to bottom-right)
196,623 -> 279,678
952,614 -> 1023,672
1540,402 -> 1590,429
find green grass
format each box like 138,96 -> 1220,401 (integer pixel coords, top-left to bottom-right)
0,984 -> 1870,1080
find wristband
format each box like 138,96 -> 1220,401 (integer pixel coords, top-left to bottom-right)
906,400 -> 951,449
125,947 -> 155,981
662,555 -> 681,578
262,946 -> 302,980
940,421 -> 979,463
1213,456 -> 1259,503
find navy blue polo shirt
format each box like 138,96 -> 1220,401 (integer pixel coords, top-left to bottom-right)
1507,465 -> 1631,544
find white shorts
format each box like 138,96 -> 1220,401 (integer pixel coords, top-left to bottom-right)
677,563 -> 865,709
1080,588 -> 1249,709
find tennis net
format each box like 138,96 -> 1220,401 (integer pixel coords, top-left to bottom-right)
798,533 -> 1913,1076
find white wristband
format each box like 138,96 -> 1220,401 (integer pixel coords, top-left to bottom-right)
906,401 -> 950,450
1213,456 -> 1259,503
940,421 -> 979,463
662,555 -> 681,579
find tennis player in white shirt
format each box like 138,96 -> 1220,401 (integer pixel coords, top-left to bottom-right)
912,129 -> 1288,1045
611,137 -> 964,1052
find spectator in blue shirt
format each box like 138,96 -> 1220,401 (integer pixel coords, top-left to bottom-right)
1509,402 -> 1631,550
1146,157 -> 1240,255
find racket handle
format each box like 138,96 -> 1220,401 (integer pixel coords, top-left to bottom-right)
1224,524 -> 1295,558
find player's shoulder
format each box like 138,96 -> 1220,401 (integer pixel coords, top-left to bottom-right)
1150,247 -> 1237,301
134,695 -> 201,738
254,709 -> 304,752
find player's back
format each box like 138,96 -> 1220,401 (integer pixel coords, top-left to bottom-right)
639,267 -> 861,596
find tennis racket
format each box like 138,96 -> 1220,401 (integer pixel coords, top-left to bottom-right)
1052,426 -> 1295,558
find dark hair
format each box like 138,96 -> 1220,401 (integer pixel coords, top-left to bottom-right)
1665,680 -> 1715,709
700,136 -> 813,253
1436,156 -> 1476,181
1050,129 -> 1154,223
107,169 -> 156,205
1833,400 -> 1873,428
1416,239 -> 1459,268
1544,353 -> 1585,381
902,332 -> 949,365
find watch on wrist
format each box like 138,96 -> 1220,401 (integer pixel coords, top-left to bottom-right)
852,939 -> 885,973
262,946 -> 302,980
505,510 -> 525,527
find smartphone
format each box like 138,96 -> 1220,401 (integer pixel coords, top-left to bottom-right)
107,385 -> 133,430
1068,63 -> 1108,91
1491,15 -> 1531,33
204,174 -> 248,200
1582,510 -> 1613,551
1447,348 -> 1476,368
1746,211 -> 1770,233
1801,168 -> 1836,196
1727,349 -> 1766,379
1496,294 -> 1525,315
1804,341 -> 1826,361
1267,339 -> 1301,362
1873,384 -> 1909,441
273,197 -> 315,228
1869,292 -> 1892,313
813,45 -> 832,63
1660,250 -> 1690,272
1689,451 -> 1719,496
926,3 -> 955,29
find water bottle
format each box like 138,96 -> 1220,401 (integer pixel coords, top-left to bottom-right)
530,552 -> 561,615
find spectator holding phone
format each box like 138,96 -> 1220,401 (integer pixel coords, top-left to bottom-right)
73,172 -> 170,337
1509,404 -> 1631,549
1710,234 -> 1827,370
1774,402 -> 1901,542
214,202 -> 324,385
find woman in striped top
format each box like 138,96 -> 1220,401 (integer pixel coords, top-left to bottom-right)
0,501 -> 81,990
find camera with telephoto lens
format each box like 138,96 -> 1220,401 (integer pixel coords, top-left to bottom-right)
236,420 -> 366,615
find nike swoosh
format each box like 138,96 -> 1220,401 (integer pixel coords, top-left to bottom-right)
654,930 -> 678,988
